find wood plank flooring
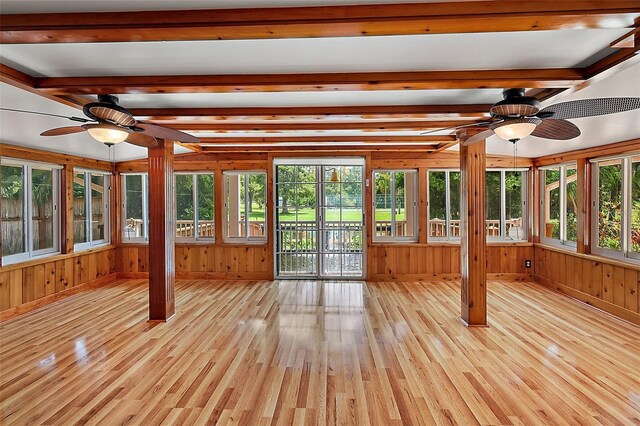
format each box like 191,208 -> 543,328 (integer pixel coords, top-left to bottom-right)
1,279 -> 639,425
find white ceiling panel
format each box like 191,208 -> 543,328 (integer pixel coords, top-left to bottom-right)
0,30 -> 626,78
116,89 -> 504,109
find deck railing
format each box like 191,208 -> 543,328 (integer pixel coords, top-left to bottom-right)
429,218 -> 522,237
122,217 -> 524,241
175,220 -> 216,238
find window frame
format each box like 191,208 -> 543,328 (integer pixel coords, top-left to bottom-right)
121,172 -> 149,243
590,153 -> 640,262
372,169 -> 418,243
74,169 -> 111,251
428,168 -> 528,242
486,168 -> 529,242
1,158 -> 61,265
427,169 -> 460,241
174,172 -> 215,243
222,170 -> 268,244
539,163 -> 577,249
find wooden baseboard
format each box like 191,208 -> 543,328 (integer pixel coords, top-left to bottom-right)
118,271 -> 272,280
534,275 -> 640,326
368,273 -> 531,282
0,273 -> 118,322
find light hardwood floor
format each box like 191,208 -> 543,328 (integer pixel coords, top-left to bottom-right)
1,279 -> 639,425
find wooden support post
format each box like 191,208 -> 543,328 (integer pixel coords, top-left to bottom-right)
458,130 -> 487,327
576,158 -> 591,254
147,139 -> 176,321
60,165 -> 74,254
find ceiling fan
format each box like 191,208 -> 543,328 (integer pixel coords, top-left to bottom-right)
0,94 -> 199,148
423,88 -> 640,146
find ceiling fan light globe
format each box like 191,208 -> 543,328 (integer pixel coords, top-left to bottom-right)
84,123 -> 132,145
492,118 -> 541,142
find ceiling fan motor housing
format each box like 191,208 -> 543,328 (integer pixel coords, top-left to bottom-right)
490,88 -> 541,118
83,94 -> 137,127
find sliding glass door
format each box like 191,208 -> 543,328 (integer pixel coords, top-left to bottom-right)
275,160 -> 364,278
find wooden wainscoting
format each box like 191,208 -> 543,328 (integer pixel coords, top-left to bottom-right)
0,245 -> 117,320
117,244 -> 272,280
368,243 -> 533,281
534,244 -> 640,325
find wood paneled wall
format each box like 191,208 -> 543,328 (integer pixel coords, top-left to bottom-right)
368,243 -> 533,281
118,244 -> 271,280
534,245 -> 640,325
0,246 -> 116,319
0,145 -> 118,319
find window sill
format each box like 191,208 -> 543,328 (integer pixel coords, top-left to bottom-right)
371,241 -> 533,248
74,241 -> 111,253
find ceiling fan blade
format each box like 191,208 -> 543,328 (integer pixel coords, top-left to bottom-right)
531,119 -> 581,140
539,97 -> 640,120
125,132 -> 158,148
40,126 -> 86,136
1,107 -> 91,123
419,121 -> 494,136
136,122 -> 200,143
462,129 -> 495,146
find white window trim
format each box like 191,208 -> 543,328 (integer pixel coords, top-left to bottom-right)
539,163 -> 577,250
590,154 -> 640,263
121,173 -> 148,243
74,169 -> 111,252
1,160 -> 60,265
373,169 -> 418,243
223,171 -> 268,243
174,172 -> 215,243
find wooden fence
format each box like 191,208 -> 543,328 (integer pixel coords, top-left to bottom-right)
1,198 -> 104,255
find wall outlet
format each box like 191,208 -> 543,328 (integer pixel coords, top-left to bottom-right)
525,259 -> 532,268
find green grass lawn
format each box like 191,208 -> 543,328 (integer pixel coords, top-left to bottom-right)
248,206 -> 408,222
257,207 -> 405,222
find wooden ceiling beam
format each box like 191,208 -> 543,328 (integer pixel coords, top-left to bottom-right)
200,144 -> 439,153
2,1 -> 639,43
0,64 -> 88,110
129,105 -> 492,120
36,69 -> 584,95
195,135 -> 455,145
166,120 -> 482,131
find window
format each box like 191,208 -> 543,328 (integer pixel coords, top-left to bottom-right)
592,154 -> 639,261
486,171 -> 502,238
175,173 -> 215,241
540,164 -> 576,247
74,170 -> 110,250
486,170 -> 527,241
1,159 -> 60,264
428,169 -> 526,241
373,170 -> 417,242
122,173 -> 148,242
428,170 -> 460,239
223,171 -> 267,242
